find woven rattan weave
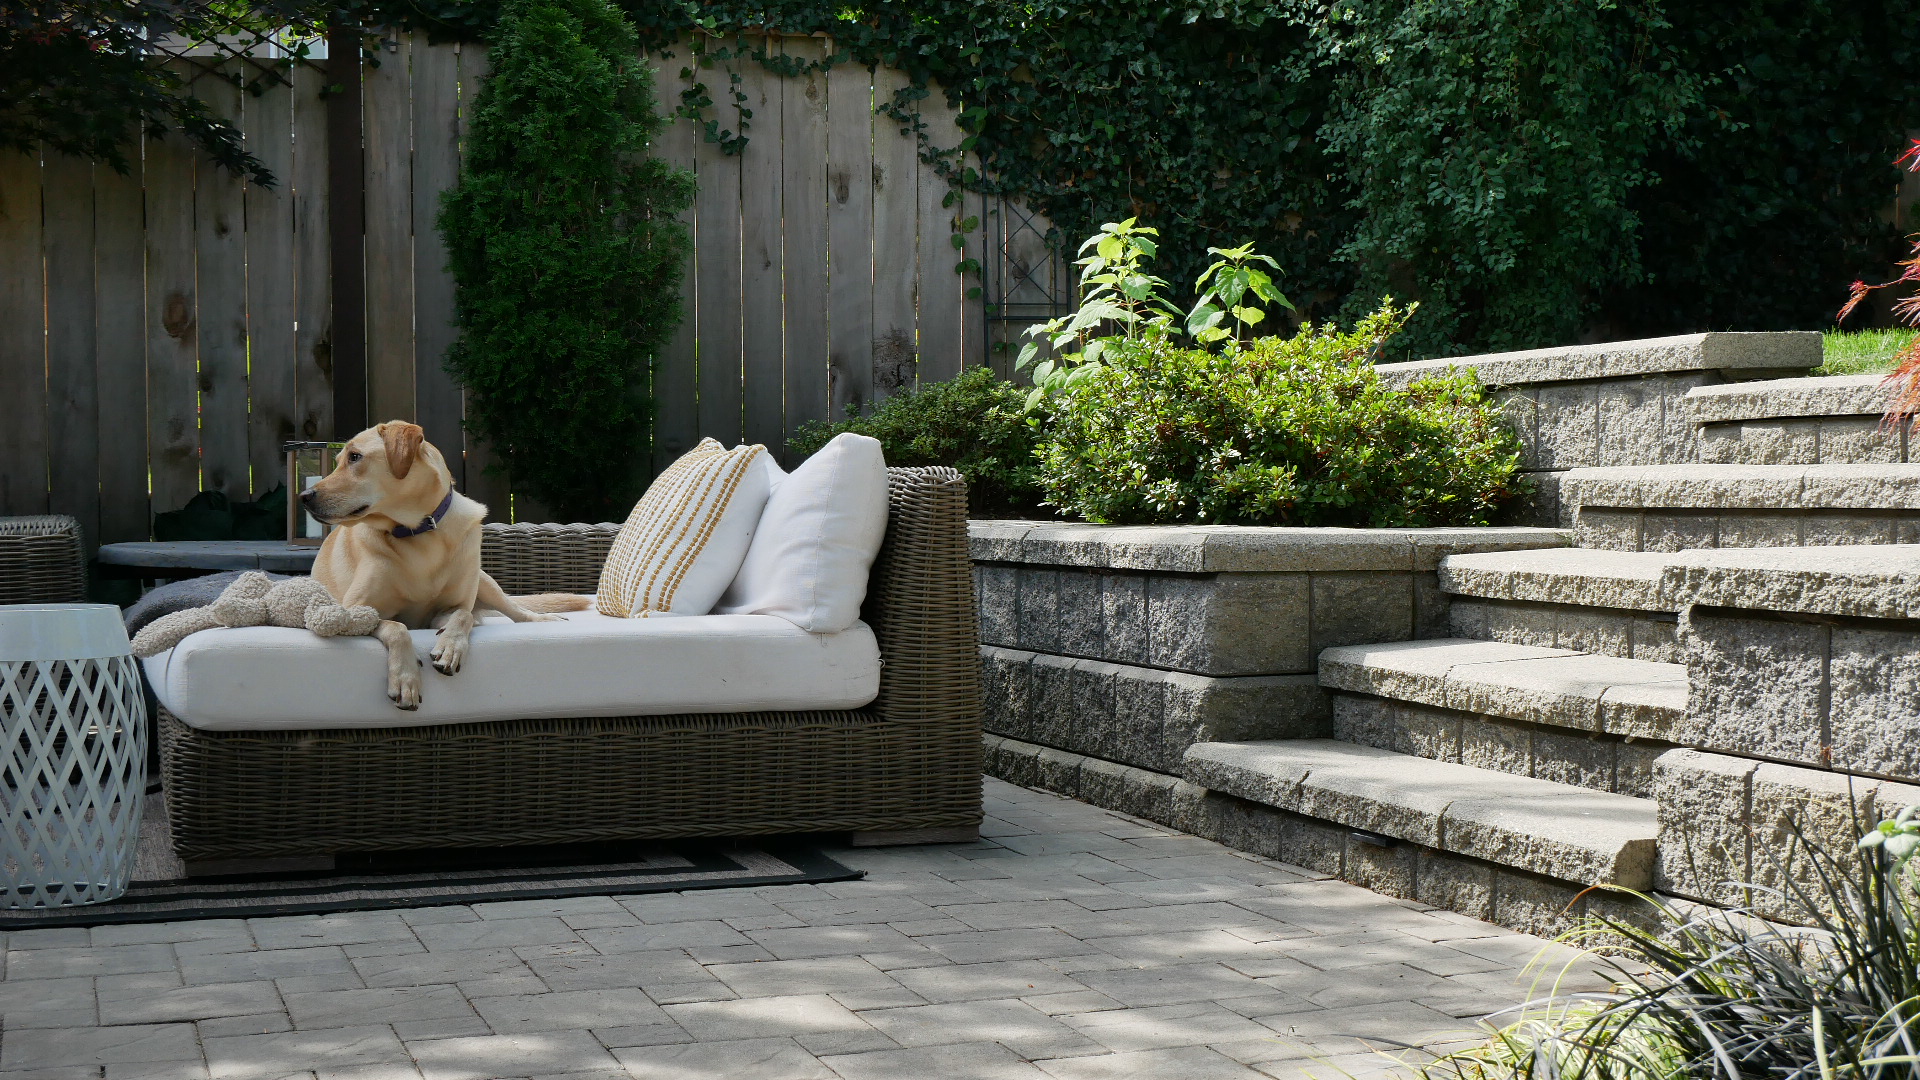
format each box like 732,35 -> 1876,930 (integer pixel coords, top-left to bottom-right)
0,516 -> 86,605
159,467 -> 984,859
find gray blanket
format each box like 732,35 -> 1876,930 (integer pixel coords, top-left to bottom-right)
122,571 -> 290,636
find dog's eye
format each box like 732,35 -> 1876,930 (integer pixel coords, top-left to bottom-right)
347,451 -> 362,463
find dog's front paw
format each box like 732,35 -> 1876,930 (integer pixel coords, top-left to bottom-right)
431,634 -> 466,676
388,663 -> 423,710
527,613 -> 566,623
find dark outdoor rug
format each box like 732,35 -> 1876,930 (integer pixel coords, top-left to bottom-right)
0,798 -> 862,929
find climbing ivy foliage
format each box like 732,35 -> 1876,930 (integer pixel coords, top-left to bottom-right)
437,0 -> 693,521
1318,0 -> 1698,358
358,0 -> 1918,357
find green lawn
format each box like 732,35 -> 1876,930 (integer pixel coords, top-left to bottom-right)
1818,327 -> 1919,375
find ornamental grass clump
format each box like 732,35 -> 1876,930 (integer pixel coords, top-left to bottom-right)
1421,822 -> 1920,1080
1035,303 -> 1524,527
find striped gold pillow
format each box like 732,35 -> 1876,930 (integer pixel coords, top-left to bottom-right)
595,439 -> 773,618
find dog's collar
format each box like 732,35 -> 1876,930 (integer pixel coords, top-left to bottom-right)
392,488 -> 454,539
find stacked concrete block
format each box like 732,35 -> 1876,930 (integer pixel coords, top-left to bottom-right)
1373,332 -> 1821,524
1664,546 -> 1920,778
971,523 -> 1568,772
1560,464 -> 1920,550
1686,375 -> 1910,465
1654,749 -> 1920,921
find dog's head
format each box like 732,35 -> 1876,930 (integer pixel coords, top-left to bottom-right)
301,421 -> 449,528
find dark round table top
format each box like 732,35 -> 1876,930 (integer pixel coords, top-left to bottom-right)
96,541 -> 320,575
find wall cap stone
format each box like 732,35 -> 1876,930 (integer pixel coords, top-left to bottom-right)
1184,738 -> 1658,887
1662,544 -> 1920,620
1439,548 -> 1674,612
968,521 -> 1569,573
1559,463 -> 1920,511
1684,374 -> 1893,425
1373,332 -> 1820,390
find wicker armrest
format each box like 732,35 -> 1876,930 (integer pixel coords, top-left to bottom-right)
480,521 -> 619,595
861,467 -> 981,727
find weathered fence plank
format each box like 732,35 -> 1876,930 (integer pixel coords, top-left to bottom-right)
0,151 -> 47,518
195,67 -> 252,497
825,60 -> 875,420
915,101 -> 963,385
292,62 -> 333,446
95,155 -> 149,544
871,64 -> 919,401
780,38 -> 831,456
43,152 -> 98,541
364,34 -> 416,427
694,44 -> 745,448
650,52 -> 700,475
740,50 -> 785,453
452,44 -> 512,519
145,109 -> 202,517
412,40 -> 464,483
246,73 -> 299,495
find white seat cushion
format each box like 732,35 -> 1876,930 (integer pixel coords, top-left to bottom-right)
715,432 -> 889,633
145,611 -> 880,731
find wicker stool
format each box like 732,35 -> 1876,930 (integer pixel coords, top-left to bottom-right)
0,516 -> 86,605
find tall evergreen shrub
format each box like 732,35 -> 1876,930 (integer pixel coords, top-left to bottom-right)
438,0 -> 692,521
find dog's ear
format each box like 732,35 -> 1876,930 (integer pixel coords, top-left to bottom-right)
380,421 -> 425,480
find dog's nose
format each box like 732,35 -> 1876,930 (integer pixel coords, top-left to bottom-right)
299,489 -> 316,505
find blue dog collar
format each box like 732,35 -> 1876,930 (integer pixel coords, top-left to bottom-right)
392,488 -> 454,539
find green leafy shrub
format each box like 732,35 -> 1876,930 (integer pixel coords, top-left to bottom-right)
1037,304 -> 1524,526
438,0 -> 693,521
788,367 -> 1043,518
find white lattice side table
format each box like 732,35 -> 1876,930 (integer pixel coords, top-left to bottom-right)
0,604 -> 147,907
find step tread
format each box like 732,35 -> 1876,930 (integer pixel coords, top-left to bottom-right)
1184,739 -> 1656,888
1439,548 -> 1675,612
1318,638 -> 1685,740
1664,544 -> 1920,620
1560,463 -> 1920,511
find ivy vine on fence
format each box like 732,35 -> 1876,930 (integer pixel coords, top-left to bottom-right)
276,0 -> 1920,354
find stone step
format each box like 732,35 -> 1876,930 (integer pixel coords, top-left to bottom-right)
1553,463 -> 1920,550
1330,694 -> 1665,798
1438,548 -> 1680,661
1684,375 -> 1909,466
1183,739 -> 1658,888
1317,638 -> 1687,741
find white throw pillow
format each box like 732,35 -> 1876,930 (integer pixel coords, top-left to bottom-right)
716,433 -> 889,633
596,439 -> 772,618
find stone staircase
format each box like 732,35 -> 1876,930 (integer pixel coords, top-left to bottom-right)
977,334 -> 1920,934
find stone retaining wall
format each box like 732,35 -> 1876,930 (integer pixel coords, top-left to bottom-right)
1373,332 -> 1821,524
971,523 -> 1569,773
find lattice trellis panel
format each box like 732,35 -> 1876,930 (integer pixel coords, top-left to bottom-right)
0,656 -> 147,908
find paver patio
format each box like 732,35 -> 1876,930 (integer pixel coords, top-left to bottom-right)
0,779 -> 1612,1080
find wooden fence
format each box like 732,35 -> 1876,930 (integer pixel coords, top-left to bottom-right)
0,32 -> 1031,544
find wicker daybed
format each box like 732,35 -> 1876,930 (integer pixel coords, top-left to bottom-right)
158,466 -> 983,862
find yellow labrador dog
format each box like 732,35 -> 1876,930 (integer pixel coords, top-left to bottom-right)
302,421 -> 589,709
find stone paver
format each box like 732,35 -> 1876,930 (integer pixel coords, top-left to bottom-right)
0,778 -> 1613,1079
